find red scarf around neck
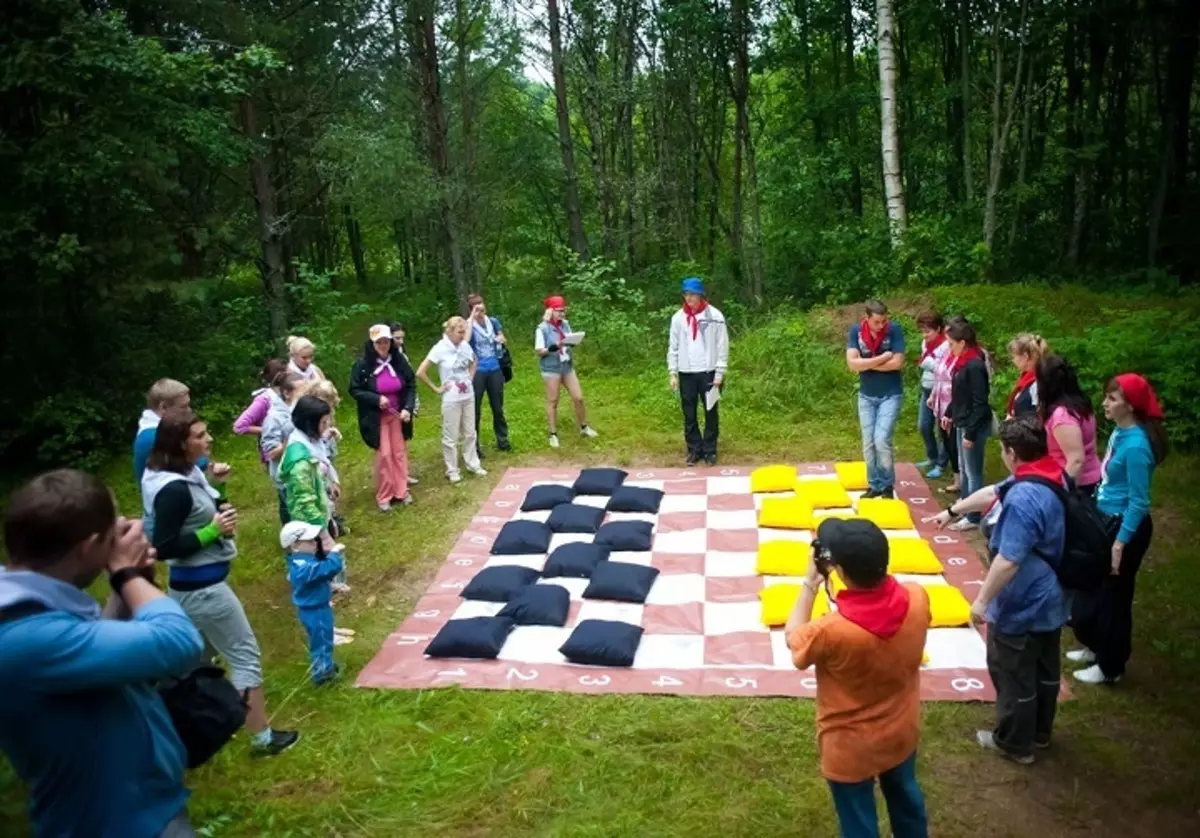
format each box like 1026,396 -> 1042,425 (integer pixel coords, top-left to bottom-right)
951,345 -> 982,373
549,316 -> 566,345
920,333 -> 946,363
836,576 -> 911,639
860,319 -> 889,356
1007,370 -> 1037,415
683,299 -> 709,339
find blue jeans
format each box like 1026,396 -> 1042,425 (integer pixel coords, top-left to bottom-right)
828,751 -> 928,838
298,604 -> 336,682
917,387 -> 947,467
957,425 -> 990,522
857,393 -> 903,492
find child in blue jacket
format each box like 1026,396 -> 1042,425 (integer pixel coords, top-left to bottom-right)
279,521 -> 345,684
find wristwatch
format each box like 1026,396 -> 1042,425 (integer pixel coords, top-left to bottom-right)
108,567 -> 143,595
947,503 -> 962,519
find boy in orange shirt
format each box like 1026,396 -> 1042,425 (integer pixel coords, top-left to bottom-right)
786,519 -> 931,838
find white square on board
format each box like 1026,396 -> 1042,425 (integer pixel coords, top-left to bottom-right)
609,551 -> 654,566
498,625 -> 571,664
548,533 -> 594,553
576,600 -> 644,625
536,577 -> 590,600
923,627 -> 988,670
770,630 -> 795,670
704,601 -> 768,635
703,551 -> 758,577
625,479 -> 666,492
652,529 -> 708,554
757,528 -> 812,544
606,511 -> 658,526
483,553 -> 548,572
706,509 -> 758,530
511,509 -> 552,523
633,634 -> 705,670
643,573 -> 706,605
572,495 -> 610,509
708,476 -> 752,495
763,575 -> 810,588
893,573 -> 949,587
452,600 -> 505,620
658,493 -> 708,513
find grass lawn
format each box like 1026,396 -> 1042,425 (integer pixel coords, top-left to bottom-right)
3,289 -> 1200,836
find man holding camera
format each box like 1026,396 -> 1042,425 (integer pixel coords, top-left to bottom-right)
786,518 -> 931,838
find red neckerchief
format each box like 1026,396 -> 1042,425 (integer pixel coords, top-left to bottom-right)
951,345 -> 982,374
835,576 -> 911,639
683,299 -> 709,339
550,316 -> 566,345
1014,455 -> 1065,485
920,333 -> 946,363
860,319 -> 889,356
1007,370 -> 1037,415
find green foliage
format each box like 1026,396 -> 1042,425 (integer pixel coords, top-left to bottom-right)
560,257 -> 649,366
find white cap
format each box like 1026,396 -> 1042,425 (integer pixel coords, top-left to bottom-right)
369,324 -> 392,342
280,521 -> 323,550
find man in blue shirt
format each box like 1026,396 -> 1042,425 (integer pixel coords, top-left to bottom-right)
963,416 -> 1067,765
466,294 -> 511,457
0,470 -> 204,837
845,300 -> 906,498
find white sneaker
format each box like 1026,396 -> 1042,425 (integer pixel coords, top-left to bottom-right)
1073,664 -> 1120,685
548,434 -> 560,449
976,730 -> 1035,765
448,472 -> 462,484
580,425 -> 598,438
948,518 -> 976,532
1066,647 -> 1096,664
467,466 -> 488,477
378,501 -> 391,512
406,476 -> 420,486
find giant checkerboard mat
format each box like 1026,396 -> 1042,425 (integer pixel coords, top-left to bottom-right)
357,463 -> 996,701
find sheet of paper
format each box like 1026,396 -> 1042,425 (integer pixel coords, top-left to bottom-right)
705,386 -> 721,411
562,331 -> 585,346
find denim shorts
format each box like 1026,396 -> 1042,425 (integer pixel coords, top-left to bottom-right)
540,360 -> 574,379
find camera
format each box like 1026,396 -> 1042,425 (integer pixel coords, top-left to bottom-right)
811,539 -> 834,579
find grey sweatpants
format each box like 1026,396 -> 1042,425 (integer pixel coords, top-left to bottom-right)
986,625 -> 1062,758
169,582 -> 263,691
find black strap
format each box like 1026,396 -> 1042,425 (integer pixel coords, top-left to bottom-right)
0,601 -> 49,625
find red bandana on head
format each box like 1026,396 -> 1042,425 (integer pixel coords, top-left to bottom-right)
544,296 -> 567,344
951,345 -> 982,373
860,319 -> 890,356
920,332 -> 946,363
683,298 -> 709,339
1007,370 -> 1037,415
1115,373 -> 1164,419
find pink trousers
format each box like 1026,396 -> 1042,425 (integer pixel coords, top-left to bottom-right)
375,412 -> 410,504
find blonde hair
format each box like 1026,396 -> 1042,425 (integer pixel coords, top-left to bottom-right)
543,308 -> 556,323
444,315 -> 467,334
304,379 -> 340,408
146,378 -> 189,410
1007,333 -> 1048,363
286,335 -> 314,356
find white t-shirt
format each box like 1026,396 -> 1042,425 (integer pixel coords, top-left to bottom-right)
426,337 -> 475,403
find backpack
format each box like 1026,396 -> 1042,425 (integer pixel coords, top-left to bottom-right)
997,476 -> 1115,591
157,665 -> 248,768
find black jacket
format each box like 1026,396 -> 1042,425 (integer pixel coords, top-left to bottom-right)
947,356 -> 993,442
349,344 -> 416,450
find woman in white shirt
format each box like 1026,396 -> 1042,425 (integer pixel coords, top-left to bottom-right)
416,316 -> 488,483
287,336 -> 326,382
535,295 -> 598,449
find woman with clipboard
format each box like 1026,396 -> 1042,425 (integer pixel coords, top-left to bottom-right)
535,295 -> 598,449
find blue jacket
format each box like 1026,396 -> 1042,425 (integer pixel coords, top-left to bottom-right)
1096,424 -> 1156,543
286,550 -> 345,609
0,569 -> 203,838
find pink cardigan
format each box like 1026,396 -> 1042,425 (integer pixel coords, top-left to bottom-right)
234,390 -> 272,462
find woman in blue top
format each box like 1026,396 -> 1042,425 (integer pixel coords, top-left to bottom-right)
1069,373 -> 1168,685
535,295 -> 598,449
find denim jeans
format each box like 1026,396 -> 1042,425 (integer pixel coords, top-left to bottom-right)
917,387 -> 947,467
956,425 -> 989,522
827,750 -> 929,838
857,393 -> 904,492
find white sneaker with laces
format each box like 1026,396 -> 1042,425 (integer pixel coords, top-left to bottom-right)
1066,647 -> 1096,664
580,425 -> 599,438
1073,664 -> 1120,685
406,475 -> 420,486
467,466 -> 488,477
948,518 -> 976,532
448,472 -> 462,484
548,434 -> 560,449
976,729 -> 1035,765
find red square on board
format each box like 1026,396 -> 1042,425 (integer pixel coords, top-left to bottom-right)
651,553 -> 706,575
704,631 -> 774,667
707,492 -> 755,511
708,529 -> 758,552
657,511 -> 708,533
642,602 -> 705,634
705,576 -> 765,603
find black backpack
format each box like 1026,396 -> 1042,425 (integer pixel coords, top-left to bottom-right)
157,665 -> 248,768
998,476 -> 1115,591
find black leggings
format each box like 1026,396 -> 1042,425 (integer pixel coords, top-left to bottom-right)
1071,515 -> 1153,678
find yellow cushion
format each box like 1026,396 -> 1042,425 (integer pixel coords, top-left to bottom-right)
812,510 -> 864,525
756,540 -> 810,576
793,480 -> 853,509
855,497 -> 915,530
921,650 -> 931,666
926,584 -> 972,627
760,583 -> 832,627
758,496 -> 815,530
886,539 -> 944,574
835,461 -> 869,491
751,464 -> 798,493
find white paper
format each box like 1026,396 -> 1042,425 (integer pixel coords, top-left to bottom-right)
705,386 -> 721,411
562,331 -> 585,346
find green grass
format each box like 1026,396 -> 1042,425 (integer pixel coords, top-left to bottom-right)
4,287 -> 1200,837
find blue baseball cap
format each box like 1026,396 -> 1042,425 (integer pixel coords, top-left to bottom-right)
681,277 -> 705,295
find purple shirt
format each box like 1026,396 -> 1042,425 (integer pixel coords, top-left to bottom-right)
375,364 -> 403,412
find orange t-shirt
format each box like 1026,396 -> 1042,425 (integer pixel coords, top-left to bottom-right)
786,583 -> 931,783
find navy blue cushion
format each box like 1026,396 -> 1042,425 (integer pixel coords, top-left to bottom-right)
498,584 -> 571,626
424,617 -> 514,659
521,484 -> 576,512
559,619 -> 644,667
546,503 -> 607,534
460,566 -> 541,602
607,485 -> 665,513
543,542 -> 611,578
582,562 -> 660,603
594,520 -> 654,552
572,468 -> 628,496
490,521 -> 552,555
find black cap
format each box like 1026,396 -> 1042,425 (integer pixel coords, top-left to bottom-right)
815,518 -> 889,583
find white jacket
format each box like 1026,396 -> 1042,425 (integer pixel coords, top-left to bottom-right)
667,305 -> 729,376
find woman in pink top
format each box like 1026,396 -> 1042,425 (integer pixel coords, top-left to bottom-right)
927,317 -> 962,493
233,359 -> 288,463
1036,354 -> 1103,492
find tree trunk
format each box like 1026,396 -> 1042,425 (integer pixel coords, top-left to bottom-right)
960,0 -> 973,204
1008,55 -> 1037,251
843,0 -> 863,217
454,0 -> 479,292
983,0 -> 1028,252
239,98 -> 287,339
942,0 -> 963,203
1066,6 -> 1110,270
547,0 -> 589,261
728,0 -> 751,288
344,203 -> 367,286
877,0 -> 908,246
